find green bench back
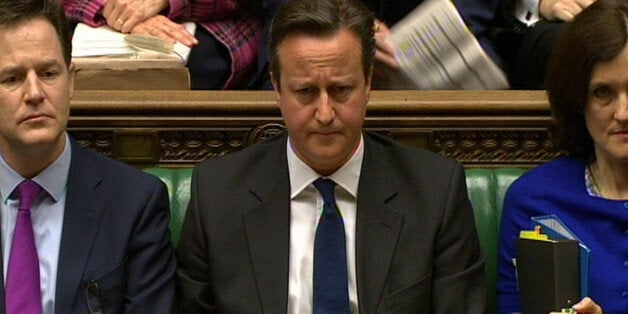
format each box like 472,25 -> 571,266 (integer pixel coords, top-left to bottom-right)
465,168 -> 527,313
144,167 -> 527,314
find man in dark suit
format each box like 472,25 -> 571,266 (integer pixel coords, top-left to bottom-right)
176,0 -> 486,312
0,1 -> 175,313
491,0 -> 593,89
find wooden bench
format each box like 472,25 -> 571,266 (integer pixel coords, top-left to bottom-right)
68,90 -> 564,168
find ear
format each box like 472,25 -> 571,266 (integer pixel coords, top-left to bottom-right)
270,71 -> 280,92
68,62 -> 75,99
365,66 -> 373,100
270,71 -> 281,106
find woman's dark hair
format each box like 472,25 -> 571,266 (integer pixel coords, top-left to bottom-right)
545,0 -> 628,161
268,0 -> 375,88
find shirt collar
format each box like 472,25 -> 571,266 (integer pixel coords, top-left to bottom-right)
0,133 -> 72,203
287,134 -> 364,199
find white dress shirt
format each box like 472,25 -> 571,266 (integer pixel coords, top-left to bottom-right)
515,0 -> 541,26
0,133 -> 71,314
286,135 -> 364,314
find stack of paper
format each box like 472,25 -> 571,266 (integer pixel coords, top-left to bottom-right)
386,0 -> 509,89
71,22 -> 195,62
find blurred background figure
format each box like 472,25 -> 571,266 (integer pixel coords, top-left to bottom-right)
364,0 -> 505,89
491,0 -> 597,89
248,0 -> 505,90
63,0 -> 263,90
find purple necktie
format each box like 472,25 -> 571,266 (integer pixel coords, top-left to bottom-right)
6,180 -> 43,314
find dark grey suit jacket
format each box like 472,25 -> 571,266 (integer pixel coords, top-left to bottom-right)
176,131 -> 486,313
0,139 -> 175,313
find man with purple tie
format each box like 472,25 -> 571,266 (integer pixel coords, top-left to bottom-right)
0,1 -> 175,312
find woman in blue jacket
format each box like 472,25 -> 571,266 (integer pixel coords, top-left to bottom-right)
497,0 -> 628,313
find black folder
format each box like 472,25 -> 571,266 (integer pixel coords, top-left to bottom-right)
516,238 -> 580,314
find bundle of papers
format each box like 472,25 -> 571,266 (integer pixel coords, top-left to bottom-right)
71,22 -> 196,62
386,0 -> 509,89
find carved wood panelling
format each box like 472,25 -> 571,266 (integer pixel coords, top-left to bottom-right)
68,90 -> 565,168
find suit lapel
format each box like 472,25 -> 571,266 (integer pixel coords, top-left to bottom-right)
239,133 -> 405,310
242,135 -> 291,312
55,142 -> 106,313
355,134 -> 404,309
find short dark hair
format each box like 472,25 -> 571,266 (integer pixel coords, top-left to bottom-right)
545,0 -> 628,161
268,0 -> 375,87
0,0 -> 71,66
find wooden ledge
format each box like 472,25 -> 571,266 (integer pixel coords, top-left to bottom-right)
68,90 -> 561,168
70,89 -> 548,113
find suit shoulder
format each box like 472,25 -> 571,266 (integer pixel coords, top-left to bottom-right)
508,156 -> 584,193
194,134 -> 285,174
73,144 -> 163,187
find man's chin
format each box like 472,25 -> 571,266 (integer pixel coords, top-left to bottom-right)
312,150 -> 352,167
17,131 -> 64,149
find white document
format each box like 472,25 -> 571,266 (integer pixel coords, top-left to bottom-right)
71,22 -> 196,62
386,0 -> 509,89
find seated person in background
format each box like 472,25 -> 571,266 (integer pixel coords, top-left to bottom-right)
493,0 -> 596,89
367,0 -> 505,88
497,0 -> 628,312
176,0 -> 487,311
246,0 -> 286,90
248,0 -> 505,90
0,0 -> 175,312
63,0 -> 263,90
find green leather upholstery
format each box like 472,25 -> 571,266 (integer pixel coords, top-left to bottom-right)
466,168 -> 526,314
144,167 -> 526,312
143,167 -> 193,246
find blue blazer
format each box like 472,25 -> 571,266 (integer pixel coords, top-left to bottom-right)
0,139 -> 175,313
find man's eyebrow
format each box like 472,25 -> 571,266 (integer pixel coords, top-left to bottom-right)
0,59 -> 64,72
0,64 -> 24,75
37,59 -> 65,69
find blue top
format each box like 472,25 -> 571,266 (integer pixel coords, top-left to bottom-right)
497,156 -> 628,313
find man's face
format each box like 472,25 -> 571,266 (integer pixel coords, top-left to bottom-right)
0,18 -> 74,162
272,28 -> 371,176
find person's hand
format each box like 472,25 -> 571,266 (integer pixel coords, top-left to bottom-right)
549,297 -> 603,314
572,297 -> 603,314
373,19 -> 398,70
539,0 -> 596,22
131,15 -> 198,47
371,19 -> 400,87
103,0 -> 170,33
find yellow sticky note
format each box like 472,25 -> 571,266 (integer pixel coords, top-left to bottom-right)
519,225 -> 549,241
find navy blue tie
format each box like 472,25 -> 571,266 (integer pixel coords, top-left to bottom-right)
312,178 -> 350,313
